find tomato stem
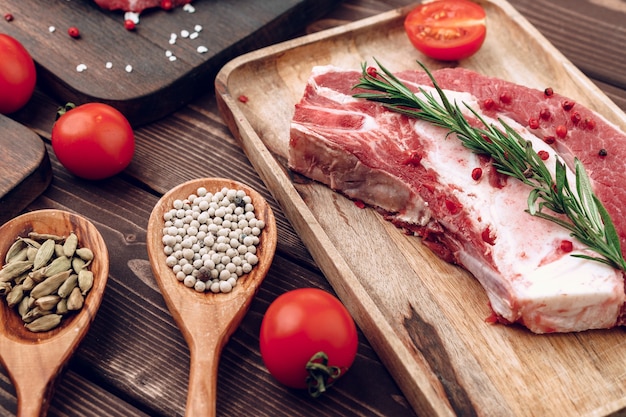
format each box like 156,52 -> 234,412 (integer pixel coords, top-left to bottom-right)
56,103 -> 76,120
305,351 -> 342,398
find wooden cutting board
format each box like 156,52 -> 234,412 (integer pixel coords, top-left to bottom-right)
216,1 -> 626,416
0,0 -> 340,126
0,115 -> 52,224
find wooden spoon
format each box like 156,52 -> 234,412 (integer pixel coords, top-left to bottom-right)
0,209 -> 109,417
146,178 -> 277,417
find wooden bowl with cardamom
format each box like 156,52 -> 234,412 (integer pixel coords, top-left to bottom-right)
0,209 -> 109,417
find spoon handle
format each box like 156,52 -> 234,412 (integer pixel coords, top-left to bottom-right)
185,341 -> 221,417
16,376 -> 53,417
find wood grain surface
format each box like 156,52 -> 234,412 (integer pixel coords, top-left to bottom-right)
0,115 -> 51,225
0,0 -> 340,125
215,0 -> 626,416
1,0 -> 625,416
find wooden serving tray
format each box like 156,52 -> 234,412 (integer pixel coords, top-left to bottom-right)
1,0 -> 339,126
0,115 -> 52,224
216,1 -> 626,416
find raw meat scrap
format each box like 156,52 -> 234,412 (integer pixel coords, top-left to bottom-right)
289,65 -> 626,334
93,0 -> 192,13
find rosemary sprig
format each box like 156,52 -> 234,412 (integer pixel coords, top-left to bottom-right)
353,59 -> 626,271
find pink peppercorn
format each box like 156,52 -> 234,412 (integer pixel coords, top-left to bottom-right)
68,26 -> 80,38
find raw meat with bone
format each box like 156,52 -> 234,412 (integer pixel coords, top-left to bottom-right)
93,0 -> 191,13
289,65 -> 626,334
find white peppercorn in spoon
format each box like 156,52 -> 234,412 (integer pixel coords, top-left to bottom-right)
146,178 -> 277,417
0,209 -> 109,417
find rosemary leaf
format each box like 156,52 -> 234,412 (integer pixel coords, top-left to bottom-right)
353,59 -> 626,271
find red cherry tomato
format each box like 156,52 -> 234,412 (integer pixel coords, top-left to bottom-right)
260,288 -> 358,397
51,103 -> 135,180
404,0 -> 487,61
0,34 -> 36,114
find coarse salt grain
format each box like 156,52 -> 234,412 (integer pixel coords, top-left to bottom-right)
165,50 -> 177,61
49,26 -> 56,33
197,46 -> 208,54
76,63 -> 87,72
124,12 -> 140,24
125,64 -> 133,73
189,32 -> 199,40
194,24 -> 202,32
180,29 -> 190,38
183,4 -> 196,12
105,62 -> 113,69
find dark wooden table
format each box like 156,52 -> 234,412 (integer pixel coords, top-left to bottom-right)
2,0 -> 625,416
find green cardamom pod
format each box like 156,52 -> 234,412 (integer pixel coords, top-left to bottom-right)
35,295 -> 62,311
71,256 -> 86,273
56,298 -> 68,315
17,296 -> 29,318
26,246 -> 38,262
8,247 -> 29,264
6,284 -> 24,308
43,256 -> 71,278
5,239 -> 26,263
21,276 -> 36,291
28,232 -> 64,242
33,239 -> 55,271
0,261 -> 33,283
57,274 -> 78,298
78,269 -> 94,295
31,270 -> 71,298
21,238 -> 41,249
25,314 -> 61,332
22,307 -> 50,324
75,247 -> 94,262
29,268 -> 47,283
54,244 -> 65,258
66,287 -> 84,311
2,232 -> 93,332
63,233 -> 78,258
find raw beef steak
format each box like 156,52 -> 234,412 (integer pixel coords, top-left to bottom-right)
93,0 -> 191,13
289,65 -> 626,334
